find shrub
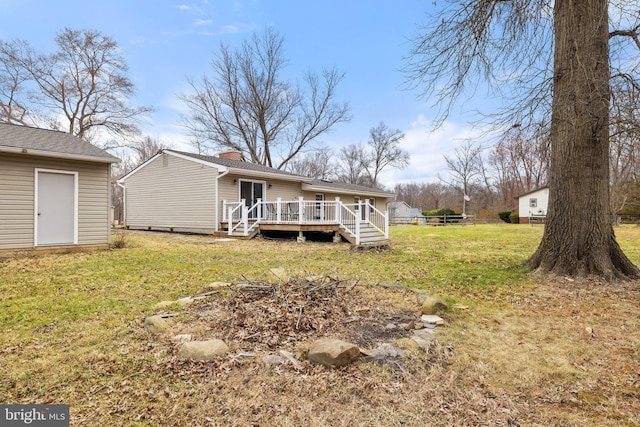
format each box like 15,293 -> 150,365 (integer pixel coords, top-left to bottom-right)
111,228 -> 129,249
436,208 -> 456,216
424,209 -> 439,217
498,211 -> 512,223
509,211 -> 519,224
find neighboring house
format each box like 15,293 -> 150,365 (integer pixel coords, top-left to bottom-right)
0,123 -> 119,254
388,201 -> 425,224
516,186 -> 549,223
118,149 -> 395,245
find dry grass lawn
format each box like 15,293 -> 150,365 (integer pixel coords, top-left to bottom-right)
1,225 -> 639,426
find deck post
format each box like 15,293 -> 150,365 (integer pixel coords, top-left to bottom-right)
335,197 -> 341,222
276,197 -> 282,224
298,196 -> 304,224
365,199 -> 371,222
385,210 -> 389,239
256,198 -> 262,220
227,207 -> 233,235
222,201 -> 227,222
242,205 -> 248,235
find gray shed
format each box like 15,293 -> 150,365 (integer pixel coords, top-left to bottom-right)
0,123 -> 119,254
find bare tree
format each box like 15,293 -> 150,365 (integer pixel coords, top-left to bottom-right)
0,28 -> 151,146
443,141 -> 483,214
180,28 -> 350,169
286,145 -> 336,180
336,143 -> 370,186
364,122 -> 410,187
0,40 -> 34,125
406,1 -> 640,280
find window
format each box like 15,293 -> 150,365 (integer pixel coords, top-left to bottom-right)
529,198 -> 537,208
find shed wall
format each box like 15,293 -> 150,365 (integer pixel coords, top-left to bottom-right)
0,153 -> 111,249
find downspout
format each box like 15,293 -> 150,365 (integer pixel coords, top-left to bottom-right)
215,169 -> 230,232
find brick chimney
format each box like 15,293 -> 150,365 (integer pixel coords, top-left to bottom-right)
218,150 -> 243,161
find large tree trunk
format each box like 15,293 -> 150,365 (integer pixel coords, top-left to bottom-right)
527,0 -> 639,280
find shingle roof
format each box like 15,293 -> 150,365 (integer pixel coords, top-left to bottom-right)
167,149 -> 301,177
166,149 -> 395,197
0,123 -> 118,162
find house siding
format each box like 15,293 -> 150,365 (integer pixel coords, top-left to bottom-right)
0,153 -> 111,249
125,154 -> 219,233
518,188 -> 549,223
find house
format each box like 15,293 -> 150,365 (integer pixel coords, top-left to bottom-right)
516,186 -> 549,223
118,149 -> 395,245
388,201 -> 425,224
0,123 -> 119,254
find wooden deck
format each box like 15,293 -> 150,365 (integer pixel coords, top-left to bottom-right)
222,199 -> 389,246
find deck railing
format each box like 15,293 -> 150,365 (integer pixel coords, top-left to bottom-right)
224,197 -> 387,243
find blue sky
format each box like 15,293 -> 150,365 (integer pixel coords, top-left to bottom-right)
0,0 -> 485,187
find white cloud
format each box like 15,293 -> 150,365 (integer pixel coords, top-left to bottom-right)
193,19 -> 213,27
377,115 -> 485,189
176,4 -> 191,11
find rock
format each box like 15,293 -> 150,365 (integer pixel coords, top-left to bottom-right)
231,352 -> 256,362
411,336 -> 432,350
385,323 -> 397,330
307,338 -> 360,367
178,339 -> 229,361
172,334 -> 192,343
413,329 -> 435,341
177,296 -> 194,306
278,350 -> 302,369
144,315 -> 171,333
417,293 -> 430,305
421,296 -> 448,315
207,281 -> 231,291
366,343 -> 404,361
262,354 -> 285,366
420,314 -> 445,325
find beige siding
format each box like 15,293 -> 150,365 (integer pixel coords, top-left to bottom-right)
124,154 -> 219,233
0,153 -> 111,249
218,174 -> 303,220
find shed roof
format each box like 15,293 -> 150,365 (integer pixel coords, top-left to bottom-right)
514,186 -> 549,199
0,123 -> 119,163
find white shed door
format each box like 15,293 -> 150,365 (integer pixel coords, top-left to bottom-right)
36,171 -> 77,246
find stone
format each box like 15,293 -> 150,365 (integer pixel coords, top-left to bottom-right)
411,336 -> 432,350
278,350 -> 302,369
307,338 -> 361,367
231,352 -> 256,362
177,296 -> 194,306
144,315 -> 171,333
172,334 -> 192,343
207,281 -> 231,291
413,329 -> 435,341
366,343 -> 405,361
420,314 -> 445,325
385,323 -> 397,330
178,339 -> 229,361
262,354 -> 285,366
421,296 -> 448,315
